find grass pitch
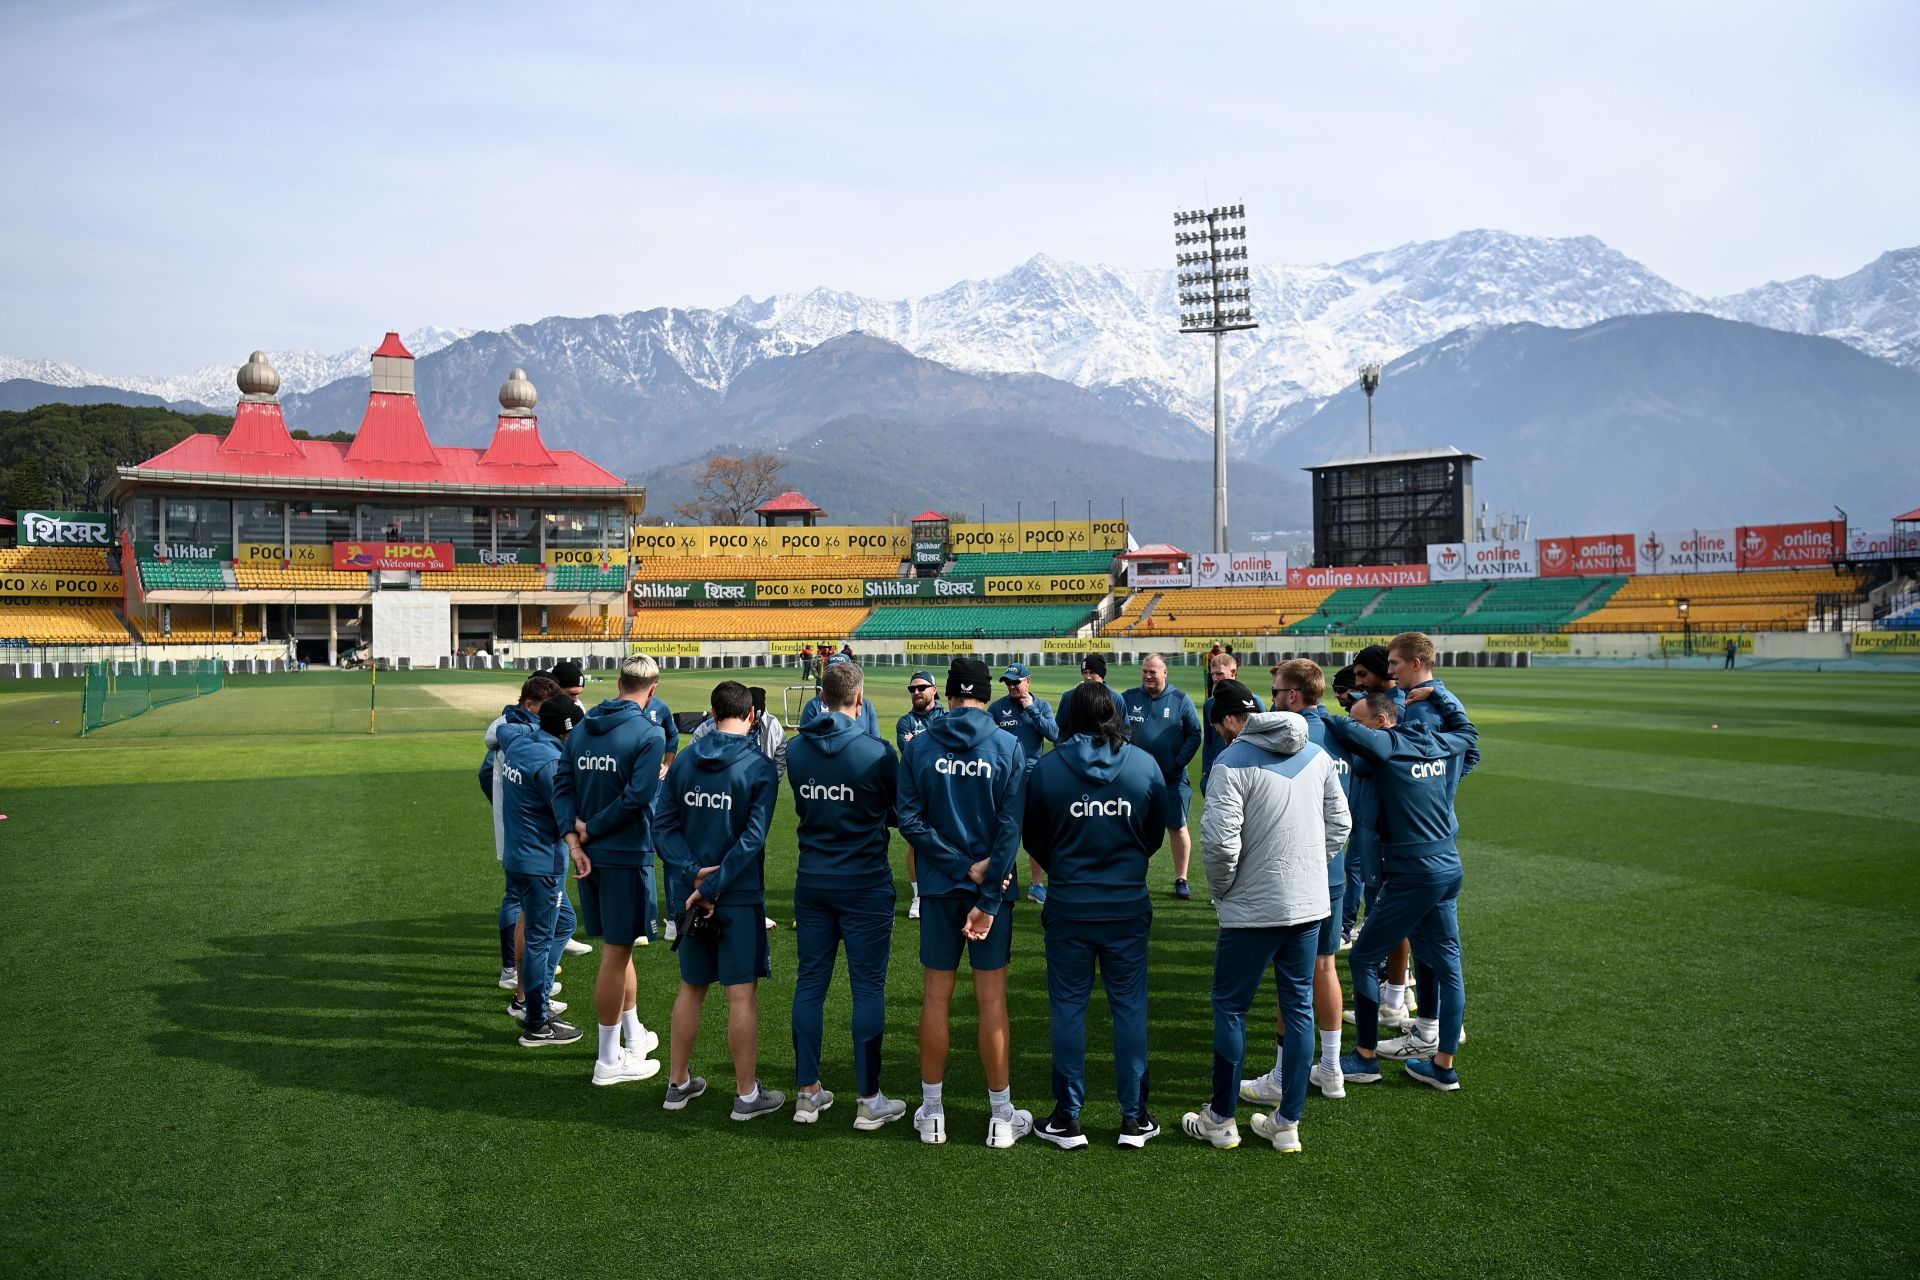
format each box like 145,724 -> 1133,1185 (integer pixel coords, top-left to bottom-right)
1,663 -> 1915,1278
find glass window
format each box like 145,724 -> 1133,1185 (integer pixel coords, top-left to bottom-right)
424,505 -> 489,547
543,506 -> 606,549
237,498 -> 284,545
289,501 -> 353,546
127,496 -> 159,542
496,508 -> 537,551
363,505 -> 422,542
164,496 -> 231,546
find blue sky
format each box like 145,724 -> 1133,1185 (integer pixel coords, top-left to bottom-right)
3,0 -> 1915,371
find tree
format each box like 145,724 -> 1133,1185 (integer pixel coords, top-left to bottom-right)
674,453 -> 784,525
8,457 -> 46,509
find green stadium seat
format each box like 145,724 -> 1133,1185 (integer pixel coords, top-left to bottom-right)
855,603 -> 1095,639
945,551 -> 1118,577
138,559 -> 228,590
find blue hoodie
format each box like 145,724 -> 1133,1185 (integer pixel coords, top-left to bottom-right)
1324,698 -> 1477,885
895,705 -> 943,753
802,695 -> 879,738
496,722 -> 567,877
553,697 -> 667,867
1401,677 -> 1479,780
787,711 -> 898,891
655,729 -> 780,908
1022,735 -> 1167,921
1200,691 -> 1265,793
897,705 -> 1027,916
1300,705 -> 1353,888
479,702 -> 537,800
645,696 -> 680,758
1120,684 -> 1202,786
988,692 -> 1058,772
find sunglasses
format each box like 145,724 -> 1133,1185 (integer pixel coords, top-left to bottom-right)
909,684 -> 934,692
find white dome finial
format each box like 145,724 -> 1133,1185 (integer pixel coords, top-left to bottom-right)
499,367 -> 537,416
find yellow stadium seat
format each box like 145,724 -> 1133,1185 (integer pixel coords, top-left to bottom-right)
625,606 -> 871,641
0,601 -> 133,644
632,556 -> 898,582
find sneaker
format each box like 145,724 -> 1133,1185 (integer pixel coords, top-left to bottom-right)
662,1076 -> 707,1111
985,1108 -> 1033,1149
635,935 -> 648,947
794,1088 -> 836,1124
732,1085 -> 787,1121
1378,1002 -> 1414,1031
1405,1058 -> 1461,1092
1377,1028 -> 1439,1061
664,919 -> 678,943
1250,1111 -> 1302,1153
1173,878 -> 1193,901
1180,1107 -> 1239,1149
1238,1069 -> 1285,1106
764,915 -> 779,932
1028,884 -> 1048,905
1116,1112 -> 1161,1148
1338,930 -> 1355,954
1338,1050 -> 1382,1084
563,938 -> 592,955
908,895 -> 921,920
592,1050 -> 662,1086
626,1025 -> 661,1058
550,980 -> 562,996
517,1017 -> 581,1047
497,965 -> 518,990
1459,1024 -> 1468,1046
1034,1108 -> 1087,1150
1310,1061 -> 1346,1099
913,1104 -> 947,1145
855,1094 -> 908,1131
507,996 -> 567,1020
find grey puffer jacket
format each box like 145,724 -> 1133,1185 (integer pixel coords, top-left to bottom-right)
1200,712 -> 1351,929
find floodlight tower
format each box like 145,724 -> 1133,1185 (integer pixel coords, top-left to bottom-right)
1175,203 -> 1257,553
1359,362 -> 1382,453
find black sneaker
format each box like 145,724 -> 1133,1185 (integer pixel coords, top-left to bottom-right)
1117,1111 -> 1162,1148
1034,1107 -> 1088,1150
518,1017 -> 581,1047
1173,879 -> 1193,901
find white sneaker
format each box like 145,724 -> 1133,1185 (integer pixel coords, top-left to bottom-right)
564,938 -> 592,955
664,919 -> 678,943
1377,1028 -> 1439,1061
855,1094 -> 909,1131
794,1088 -> 835,1123
914,1104 -> 947,1145
626,1025 -> 660,1058
765,915 -> 779,931
550,980 -> 562,996
1250,1111 -> 1302,1153
908,895 -> 921,920
985,1108 -> 1033,1149
1180,1107 -> 1240,1150
508,996 -> 567,1019
1238,1069 -> 1285,1106
1310,1061 -> 1346,1099
497,966 -> 518,990
592,1050 -> 661,1086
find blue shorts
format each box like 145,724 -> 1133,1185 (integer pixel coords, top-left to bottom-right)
919,895 -> 1013,972
677,902 -> 773,987
579,864 -> 650,947
1318,885 -> 1345,956
1166,776 -> 1193,830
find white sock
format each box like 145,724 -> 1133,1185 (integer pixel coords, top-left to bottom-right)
740,1083 -> 760,1104
910,881 -> 919,895
620,1008 -> 647,1050
1273,1039 -> 1286,1074
596,1024 -> 621,1066
1319,1029 -> 1341,1069
921,1081 -> 943,1112
988,1086 -> 1013,1121
1383,982 -> 1406,1009
1415,1017 -> 1439,1042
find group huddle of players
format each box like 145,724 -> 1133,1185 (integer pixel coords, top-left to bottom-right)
480,633 -> 1476,1154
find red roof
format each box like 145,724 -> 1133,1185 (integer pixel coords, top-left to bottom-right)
346,392 -> 436,465
371,331 -> 414,359
131,432 -> 625,488
756,490 -> 824,514
479,415 -> 557,468
1119,543 -> 1187,560
910,510 -> 948,523
220,401 -> 301,457
1897,507 -> 1920,523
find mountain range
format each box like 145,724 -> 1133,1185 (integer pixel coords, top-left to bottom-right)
4,230 -> 1915,538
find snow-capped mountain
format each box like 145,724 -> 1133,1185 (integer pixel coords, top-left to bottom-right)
0,326 -> 472,411
1711,247 -> 1920,372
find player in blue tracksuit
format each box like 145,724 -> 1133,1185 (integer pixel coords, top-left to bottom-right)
480,673 -> 559,993
1200,651 -> 1263,793
1056,654 -> 1121,737
1121,653 -> 1203,899
655,680 -> 784,1118
897,657 -> 1032,1148
1326,687 -> 1477,1091
553,655 -> 668,1084
497,696 -> 586,1047
1023,681 -> 1168,1150
895,670 -> 944,921
989,662 -> 1058,903
787,661 -> 908,1131
641,690 -> 678,942
801,655 -> 881,737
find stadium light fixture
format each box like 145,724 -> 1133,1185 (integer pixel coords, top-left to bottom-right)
1173,201 -> 1259,553
1359,362 -> 1383,453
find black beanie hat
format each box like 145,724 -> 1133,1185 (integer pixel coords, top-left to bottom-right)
946,657 -> 992,702
539,694 -> 581,740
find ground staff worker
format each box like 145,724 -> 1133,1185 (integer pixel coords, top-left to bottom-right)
1121,654 -> 1202,899
1023,682 -> 1168,1150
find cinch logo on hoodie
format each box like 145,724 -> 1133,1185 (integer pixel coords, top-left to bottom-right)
1409,760 -> 1448,780
936,756 -> 993,777
1070,795 -> 1132,818
683,789 -> 733,809
576,754 -> 617,771
501,762 -> 524,785
797,781 -> 853,801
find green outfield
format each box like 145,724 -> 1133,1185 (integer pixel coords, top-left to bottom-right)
1,663 -> 1914,1278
